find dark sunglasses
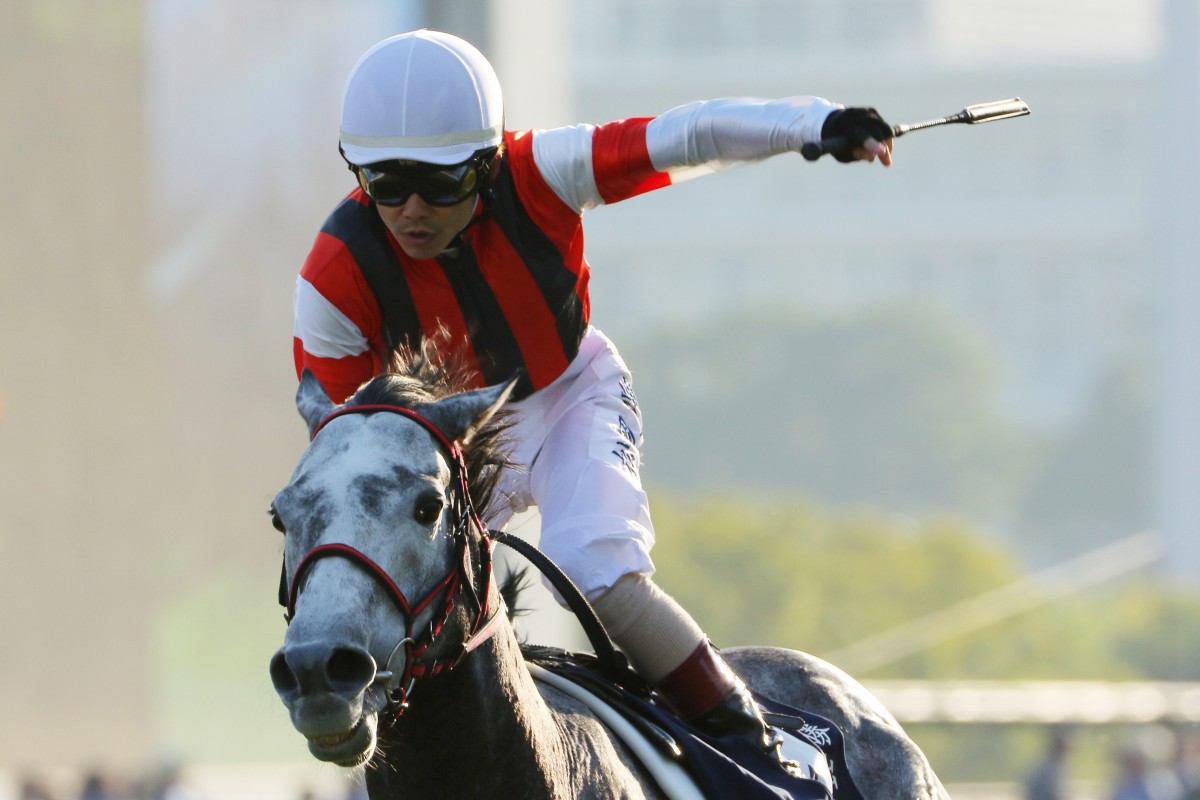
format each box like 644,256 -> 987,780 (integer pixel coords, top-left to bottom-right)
354,159 -> 481,207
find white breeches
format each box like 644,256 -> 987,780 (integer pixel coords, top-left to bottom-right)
483,326 -> 656,600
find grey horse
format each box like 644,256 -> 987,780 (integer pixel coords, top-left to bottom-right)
268,352 -> 949,800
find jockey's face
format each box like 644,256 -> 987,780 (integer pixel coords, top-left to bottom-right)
376,193 -> 477,260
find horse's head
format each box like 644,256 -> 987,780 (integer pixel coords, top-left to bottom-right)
269,363 -> 513,767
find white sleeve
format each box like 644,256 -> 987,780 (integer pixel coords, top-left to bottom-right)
293,276 -> 369,359
645,96 -> 841,172
528,96 -> 842,211
531,123 -> 603,212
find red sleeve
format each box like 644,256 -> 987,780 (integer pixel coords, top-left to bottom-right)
293,339 -> 377,406
294,227 -> 384,404
590,117 -> 672,204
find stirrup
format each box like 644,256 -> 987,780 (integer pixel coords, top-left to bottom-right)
693,687 -> 807,777
764,726 -> 807,778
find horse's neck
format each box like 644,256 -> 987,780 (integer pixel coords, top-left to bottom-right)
367,594 -> 569,798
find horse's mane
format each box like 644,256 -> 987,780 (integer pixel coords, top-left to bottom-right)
345,341 -> 514,518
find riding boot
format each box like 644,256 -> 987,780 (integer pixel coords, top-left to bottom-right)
655,640 -> 780,751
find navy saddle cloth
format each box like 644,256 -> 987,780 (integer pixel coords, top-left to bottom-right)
527,649 -> 867,800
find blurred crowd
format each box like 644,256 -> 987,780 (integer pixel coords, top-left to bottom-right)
11,728 -> 1200,800
16,764 -> 200,800
13,763 -> 368,800
1024,725 -> 1200,800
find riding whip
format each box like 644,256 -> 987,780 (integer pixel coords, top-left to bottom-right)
801,97 -> 1031,161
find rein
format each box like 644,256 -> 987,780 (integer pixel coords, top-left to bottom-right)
284,403 -> 502,723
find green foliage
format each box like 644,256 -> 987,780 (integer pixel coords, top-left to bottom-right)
1108,583 -> 1200,680
650,492 -> 1011,666
648,489 -> 1200,681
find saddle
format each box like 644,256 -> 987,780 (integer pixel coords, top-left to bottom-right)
493,532 -> 866,800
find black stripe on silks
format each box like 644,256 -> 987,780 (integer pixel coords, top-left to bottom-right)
436,246 -> 534,400
322,199 -> 423,353
487,165 -> 586,363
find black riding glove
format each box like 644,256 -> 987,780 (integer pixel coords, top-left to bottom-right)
820,107 -> 893,163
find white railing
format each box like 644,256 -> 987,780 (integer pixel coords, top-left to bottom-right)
866,680 -> 1200,723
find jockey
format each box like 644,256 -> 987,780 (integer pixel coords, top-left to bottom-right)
293,29 -> 893,753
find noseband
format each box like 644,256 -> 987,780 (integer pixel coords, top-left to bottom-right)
283,403 -> 504,722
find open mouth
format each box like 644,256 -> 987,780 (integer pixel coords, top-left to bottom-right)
399,230 -> 434,245
306,716 -> 376,767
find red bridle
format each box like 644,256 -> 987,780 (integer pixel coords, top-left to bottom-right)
285,403 -> 502,720
310,403 -> 459,452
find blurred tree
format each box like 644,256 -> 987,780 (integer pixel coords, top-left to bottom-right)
648,492 -> 1019,666
628,306 -> 1033,522
1016,364 -> 1151,565
1108,584 -> 1200,680
648,491 -> 1198,681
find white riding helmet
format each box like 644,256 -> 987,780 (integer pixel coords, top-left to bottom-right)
339,30 -> 504,167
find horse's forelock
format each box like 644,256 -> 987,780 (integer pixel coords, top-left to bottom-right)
347,343 -> 462,408
345,343 -> 513,518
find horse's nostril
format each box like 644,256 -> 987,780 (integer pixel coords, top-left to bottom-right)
272,642 -> 376,699
270,650 -> 299,694
327,647 -> 377,693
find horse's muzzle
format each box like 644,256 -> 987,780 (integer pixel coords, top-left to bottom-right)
270,641 -> 383,764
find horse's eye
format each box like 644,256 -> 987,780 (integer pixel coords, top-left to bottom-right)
414,496 -> 444,525
269,507 -> 286,534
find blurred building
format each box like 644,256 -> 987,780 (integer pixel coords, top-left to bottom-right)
575,0 -> 1153,429
0,0 -> 159,768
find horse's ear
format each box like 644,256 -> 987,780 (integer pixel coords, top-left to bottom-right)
423,376 -> 517,445
296,370 -> 337,437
